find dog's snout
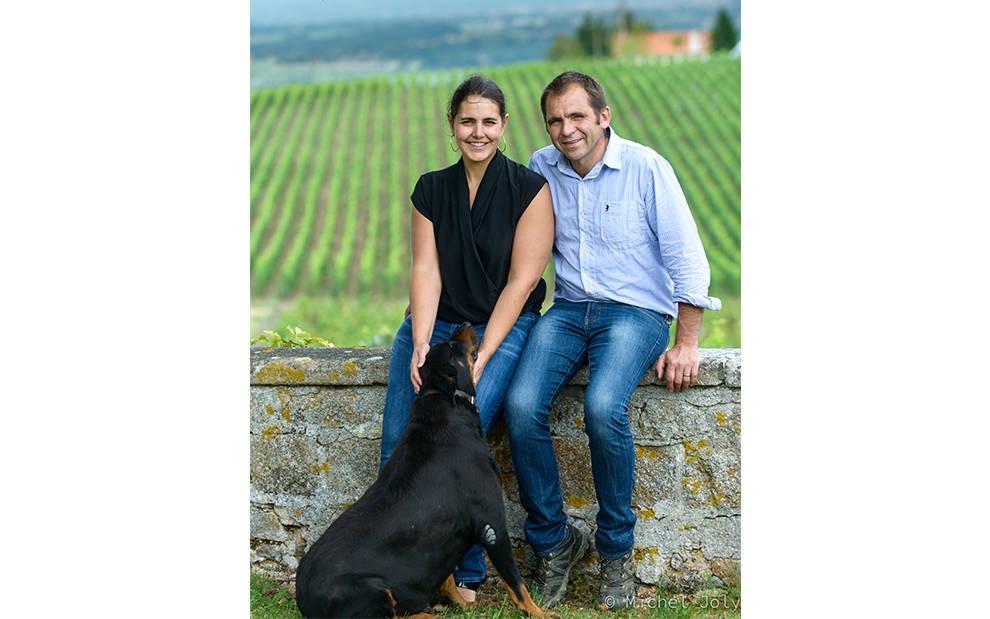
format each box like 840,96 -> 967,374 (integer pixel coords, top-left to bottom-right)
451,322 -> 480,356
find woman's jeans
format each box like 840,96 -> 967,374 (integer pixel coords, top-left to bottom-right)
379,311 -> 538,584
504,300 -> 671,560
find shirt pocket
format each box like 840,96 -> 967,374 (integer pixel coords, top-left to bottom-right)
599,200 -> 646,245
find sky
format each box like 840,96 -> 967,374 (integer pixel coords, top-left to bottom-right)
249,0 -> 725,25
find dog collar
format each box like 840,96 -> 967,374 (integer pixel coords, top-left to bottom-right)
454,389 -> 476,406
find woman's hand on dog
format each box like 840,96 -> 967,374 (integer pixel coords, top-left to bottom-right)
410,343 -> 431,393
472,349 -> 490,386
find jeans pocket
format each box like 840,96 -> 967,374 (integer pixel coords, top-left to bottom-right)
630,305 -> 672,333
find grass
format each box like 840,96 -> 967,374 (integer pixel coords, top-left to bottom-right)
249,568 -> 740,618
251,571 -> 301,619
249,294 -> 740,350
250,295 -> 409,348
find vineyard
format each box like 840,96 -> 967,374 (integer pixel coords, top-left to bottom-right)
250,55 -> 741,342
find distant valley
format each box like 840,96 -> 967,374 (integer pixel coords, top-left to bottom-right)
250,1 -> 740,89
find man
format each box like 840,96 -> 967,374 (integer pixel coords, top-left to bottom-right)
504,71 -> 721,610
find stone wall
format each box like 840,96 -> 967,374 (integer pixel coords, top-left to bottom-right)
250,346 -> 741,591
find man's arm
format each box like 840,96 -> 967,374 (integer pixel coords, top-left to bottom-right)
655,303 -> 704,392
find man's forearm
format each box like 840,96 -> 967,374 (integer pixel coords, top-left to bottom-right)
673,303 -> 705,348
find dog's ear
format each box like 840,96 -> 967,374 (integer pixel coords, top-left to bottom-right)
434,363 -> 458,406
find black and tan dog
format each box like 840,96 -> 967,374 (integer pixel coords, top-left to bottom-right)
295,323 -> 555,618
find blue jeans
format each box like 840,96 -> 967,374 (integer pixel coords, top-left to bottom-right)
379,311 -> 538,583
504,300 -> 671,559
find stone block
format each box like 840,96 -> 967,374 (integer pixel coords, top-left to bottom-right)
725,352 -> 741,388
251,347 -> 391,386
682,436 -> 740,511
250,434 -> 327,497
301,387 -> 385,442
633,395 -> 711,445
632,443 -> 680,515
700,516 -> 741,560
252,505 -> 289,542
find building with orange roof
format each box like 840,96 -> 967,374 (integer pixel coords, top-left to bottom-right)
612,29 -> 713,58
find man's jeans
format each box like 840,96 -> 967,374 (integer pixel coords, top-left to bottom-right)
504,300 -> 671,559
379,311 -> 538,583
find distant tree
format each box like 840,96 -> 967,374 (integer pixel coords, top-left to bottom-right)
546,33 -> 586,61
576,14 -> 612,58
711,9 -> 739,52
618,10 -> 651,34
546,10 -> 651,61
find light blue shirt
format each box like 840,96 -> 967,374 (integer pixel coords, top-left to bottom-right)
529,129 -> 721,319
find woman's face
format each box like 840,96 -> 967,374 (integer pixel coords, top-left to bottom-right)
448,96 -> 507,165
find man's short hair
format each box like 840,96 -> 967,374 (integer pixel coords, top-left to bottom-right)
540,71 -> 608,125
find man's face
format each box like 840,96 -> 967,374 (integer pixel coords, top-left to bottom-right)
544,84 -> 611,175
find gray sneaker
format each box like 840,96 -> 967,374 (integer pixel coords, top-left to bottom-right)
597,552 -> 636,610
529,524 -> 589,608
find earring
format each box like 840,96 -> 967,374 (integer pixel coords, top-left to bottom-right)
499,135 -> 507,152
450,134 -> 459,152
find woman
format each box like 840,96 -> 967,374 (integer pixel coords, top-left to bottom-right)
379,75 -> 554,601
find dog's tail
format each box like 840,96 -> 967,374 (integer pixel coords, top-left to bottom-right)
481,526 -> 557,617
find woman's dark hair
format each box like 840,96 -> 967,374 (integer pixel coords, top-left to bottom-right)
448,75 -> 507,120
540,71 -> 608,125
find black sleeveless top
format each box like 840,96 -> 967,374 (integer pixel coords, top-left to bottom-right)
411,149 -> 548,324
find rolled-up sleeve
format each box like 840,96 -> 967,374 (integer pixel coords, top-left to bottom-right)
650,157 -> 722,312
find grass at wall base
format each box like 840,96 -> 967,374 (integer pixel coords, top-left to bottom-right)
250,294 -> 740,349
250,569 -> 740,618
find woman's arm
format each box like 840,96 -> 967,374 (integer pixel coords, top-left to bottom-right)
409,207 -> 443,392
473,183 -> 554,383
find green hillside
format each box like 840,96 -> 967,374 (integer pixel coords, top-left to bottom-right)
250,55 -> 740,346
